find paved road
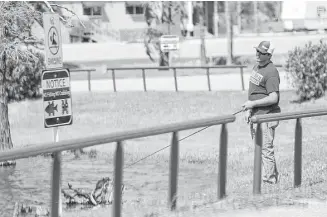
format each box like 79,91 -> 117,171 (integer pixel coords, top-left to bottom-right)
63,34 -> 327,63
70,70 -> 294,92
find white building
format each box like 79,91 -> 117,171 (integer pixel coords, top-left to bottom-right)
281,0 -> 327,30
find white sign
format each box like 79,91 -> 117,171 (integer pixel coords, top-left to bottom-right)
42,68 -> 73,128
43,12 -> 63,69
160,35 -> 179,52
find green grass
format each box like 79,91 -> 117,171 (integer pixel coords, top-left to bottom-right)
7,90 -> 327,217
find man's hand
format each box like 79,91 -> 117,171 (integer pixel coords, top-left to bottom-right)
244,109 -> 252,124
242,100 -> 256,111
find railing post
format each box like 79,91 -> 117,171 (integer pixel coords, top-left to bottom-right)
173,68 -> 178,92
253,123 -> 262,195
87,70 -> 91,92
294,118 -> 302,188
112,69 -> 117,92
240,67 -> 245,91
51,152 -> 62,217
168,132 -> 179,210
113,141 -> 124,217
218,124 -> 228,199
142,69 -> 147,92
206,67 -> 212,91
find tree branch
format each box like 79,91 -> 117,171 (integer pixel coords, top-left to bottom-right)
49,3 -> 86,28
43,1 -> 85,28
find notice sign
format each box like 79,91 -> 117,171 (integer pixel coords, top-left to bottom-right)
160,35 -> 179,52
42,68 -> 73,128
43,12 -> 63,69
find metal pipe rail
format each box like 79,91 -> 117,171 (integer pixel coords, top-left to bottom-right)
107,65 -> 247,92
250,108 -> 327,194
70,68 -> 96,92
0,115 -> 235,217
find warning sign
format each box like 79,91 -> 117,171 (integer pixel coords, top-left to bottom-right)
43,12 -> 63,69
42,68 -> 73,128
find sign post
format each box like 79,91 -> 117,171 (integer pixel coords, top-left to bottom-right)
42,12 -> 71,217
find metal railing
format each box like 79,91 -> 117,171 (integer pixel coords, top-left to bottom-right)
250,108 -> 327,194
106,65 -> 248,92
70,68 -> 96,92
0,115 -> 235,217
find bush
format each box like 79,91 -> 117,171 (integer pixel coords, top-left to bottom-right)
6,48 -> 44,103
212,56 -> 252,66
285,40 -> 327,102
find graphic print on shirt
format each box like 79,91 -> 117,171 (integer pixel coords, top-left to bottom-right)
250,69 -> 264,86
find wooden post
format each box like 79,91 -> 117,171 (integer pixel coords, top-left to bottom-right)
113,141 -> 124,217
218,124 -> 228,199
294,118 -> 302,187
168,132 -> 179,210
253,123 -> 262,194
112,69 -> 117,92
173,68 -> 178,92
206,68 -> 211,91
142,69 -> 147,92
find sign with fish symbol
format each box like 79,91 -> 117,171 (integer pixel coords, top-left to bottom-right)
43,12 -> 63,69
42,68 -> 73,128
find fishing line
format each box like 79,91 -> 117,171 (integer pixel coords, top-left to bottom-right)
123,109 -> 243,169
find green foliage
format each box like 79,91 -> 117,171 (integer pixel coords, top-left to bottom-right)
5,48 -> 44,103
0,1 -> 45,103
285,40 -> 327,102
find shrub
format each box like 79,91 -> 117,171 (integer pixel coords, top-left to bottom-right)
285,40 -> 327,102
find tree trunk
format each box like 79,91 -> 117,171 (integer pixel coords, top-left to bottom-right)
225,1 -> 233,65
0,54 -> 15,166
200,2 -> 207,66
213,1 -> 219,37
237,1 -> 241,34
254,1 -> 258,35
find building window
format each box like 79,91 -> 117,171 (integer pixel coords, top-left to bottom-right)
125,2 -> 144,15
83,6 -> 102,16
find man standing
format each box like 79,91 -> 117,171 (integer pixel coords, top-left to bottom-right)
242,41 -> 281,184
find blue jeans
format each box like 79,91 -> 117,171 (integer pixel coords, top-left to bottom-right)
250,121 -> 279,183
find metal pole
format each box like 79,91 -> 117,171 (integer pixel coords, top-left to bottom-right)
173,68 -> 178,92
169,132 -> 179,210
51,127 -> 62,217
206,68 -> 211,91
112,69 -> 117,92
142,69 -> 147,92
253,123 -> 262,194
87,70 -> 91,92
240,67 -> 245,91
113,141 -> 124,217
294,118 -> 302,187
218,124 -> 228,199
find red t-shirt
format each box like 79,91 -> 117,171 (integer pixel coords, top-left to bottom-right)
248,61 -> 281,115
